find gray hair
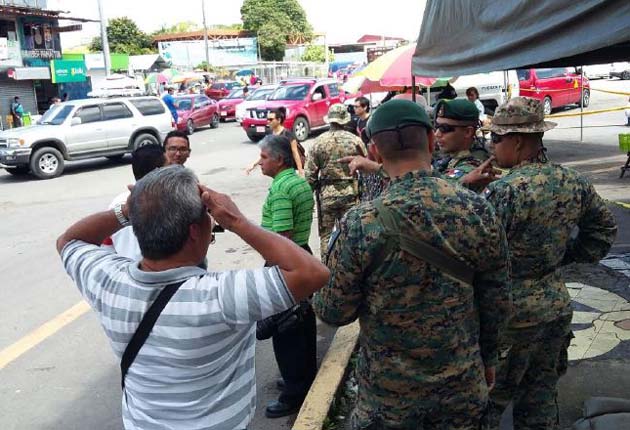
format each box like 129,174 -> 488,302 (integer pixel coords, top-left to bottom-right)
258,134 -> 295,168
129,165 -> 205,259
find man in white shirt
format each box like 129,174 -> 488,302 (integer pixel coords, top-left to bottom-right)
57,166 -> 330,430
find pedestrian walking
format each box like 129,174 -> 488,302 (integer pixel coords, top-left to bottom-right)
10,96 -> 24,128
162,87 -> 179,123
305,104 -> 365,260
256,134 -> 318,418
468,97 -> 617,429
57,165 -> 329,430
314,99 -> 511,430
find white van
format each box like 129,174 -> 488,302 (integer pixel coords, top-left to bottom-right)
428,71 -> 520,114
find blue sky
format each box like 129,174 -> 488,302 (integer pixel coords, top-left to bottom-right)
47,0 -> 426,48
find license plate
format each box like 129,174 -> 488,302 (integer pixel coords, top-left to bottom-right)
221,111 -> 227,116
256,126 -> 266,133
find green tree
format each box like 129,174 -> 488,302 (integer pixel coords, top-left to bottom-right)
301,45 -> 334,63
152,21 -> 200,36
241,0 -> 313,61
89,17 -> 154,55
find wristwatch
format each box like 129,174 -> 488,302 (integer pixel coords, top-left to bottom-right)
113,203 -> 131,227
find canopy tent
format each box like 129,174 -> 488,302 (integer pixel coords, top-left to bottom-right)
412,0 -> 630,77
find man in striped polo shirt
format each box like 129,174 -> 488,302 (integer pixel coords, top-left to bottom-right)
56,165 -> 329,430
257,134 -> 317,418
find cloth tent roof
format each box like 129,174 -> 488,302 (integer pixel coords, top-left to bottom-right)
129,54 -> 169,72
412,0 -> 630,77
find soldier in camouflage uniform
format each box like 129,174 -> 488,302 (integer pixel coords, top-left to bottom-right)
305,103 -> 366,259
313,99 -> 512,430
433,98 -> 489,192
476,97 -> 618,429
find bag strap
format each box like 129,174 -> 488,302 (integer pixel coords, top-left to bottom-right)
120,280 -> 185,390
373,200 -> 475,286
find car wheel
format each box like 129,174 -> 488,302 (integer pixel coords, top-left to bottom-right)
292,117 -> 310,142
4,166 -> 30,175
581,90 -> 590,107
30,147 -> 64,179
210,113 -> 220,129
133,133 -> 159,150
187,119 -> 195,135
622,71 -> 630,80
543,97 -> 552,115
106,154 -> 125,162
246,133 -> 264,143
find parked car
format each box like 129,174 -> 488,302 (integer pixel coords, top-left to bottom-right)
205,80 -> 241,100
241,78 -> 346,142
216,88 -> 245,122
235,84 -> 277,124
448,71 -> 520,114
610,62 -> 630,80
0,97 -> 173,179
175,94 -> 220,134
516,67 -> 590,115
583,64 -> 612,80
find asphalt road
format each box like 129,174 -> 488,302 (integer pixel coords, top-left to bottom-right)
1,78 -> 628,430
0,121 -> 334,430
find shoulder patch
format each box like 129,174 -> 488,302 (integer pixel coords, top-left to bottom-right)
445,169 -> 464,179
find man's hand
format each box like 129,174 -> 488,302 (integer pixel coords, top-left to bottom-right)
461,157 -> 501,189
338,155 -> 381,175
485,366 -> 496,391
199,185 -> 246,231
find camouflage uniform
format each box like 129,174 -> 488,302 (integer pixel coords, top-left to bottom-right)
313,100 -> 512,430
306,104 -> 365,259
483,97 -> 618,429
434,148 -> 489,192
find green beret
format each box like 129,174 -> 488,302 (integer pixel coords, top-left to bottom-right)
435,99 -> 479,122
367,99 -> 432,139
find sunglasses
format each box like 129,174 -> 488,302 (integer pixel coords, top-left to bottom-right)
491,133 -> 513,144
435,124 -> 467,134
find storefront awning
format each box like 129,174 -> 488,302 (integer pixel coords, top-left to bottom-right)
0,5 -> 98,23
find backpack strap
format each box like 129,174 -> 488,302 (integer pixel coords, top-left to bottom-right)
372,200 -> 475,286
120,280 -> 186,390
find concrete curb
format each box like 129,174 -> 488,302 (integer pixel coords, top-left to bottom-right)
292,321 -> 360,430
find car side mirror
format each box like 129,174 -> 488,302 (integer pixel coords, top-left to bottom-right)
312,93 -> 323,101
71,117 -> 82,126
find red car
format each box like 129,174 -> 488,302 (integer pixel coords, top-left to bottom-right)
517,67 -> 590,115
217,88 -> 245,122
241,78 -> 346,142
175,94 -> 220,135
205,80 -> 242,100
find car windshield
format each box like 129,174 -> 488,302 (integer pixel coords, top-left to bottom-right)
176,98 -> 192,110
226,82 -> 241,90
269,84 -> 310,101
248,88 -> 275,101
39,105 -> 74,125
226,88 -> 244,99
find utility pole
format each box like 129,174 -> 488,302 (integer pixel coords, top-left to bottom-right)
97,0 -> 111,76
201,0 -> 210,72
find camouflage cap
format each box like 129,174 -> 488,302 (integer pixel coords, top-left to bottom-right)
490,96 -> 557,135
324,103 -> 351,125
366,99 -> 432,139
435,98 -> 479,123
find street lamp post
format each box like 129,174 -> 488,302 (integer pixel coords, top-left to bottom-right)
96,0 -> 111,76
201,0 -> 210,72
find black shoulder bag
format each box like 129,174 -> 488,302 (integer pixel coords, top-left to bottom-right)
120,281 -> 185,390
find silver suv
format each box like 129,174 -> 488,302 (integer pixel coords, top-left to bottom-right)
0,96 -> 174,179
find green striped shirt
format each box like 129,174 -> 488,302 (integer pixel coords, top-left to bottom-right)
262,168 -> 314,246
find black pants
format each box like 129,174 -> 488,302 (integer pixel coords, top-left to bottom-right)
266,244 -> 318,403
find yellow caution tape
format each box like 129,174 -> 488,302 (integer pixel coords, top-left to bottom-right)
590,88 -> 630,97
547,106 -> 628,118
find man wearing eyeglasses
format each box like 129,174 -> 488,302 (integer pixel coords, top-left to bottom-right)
163,130 -> 192,166
474,97 -> 617,429
433,99 -> 489,192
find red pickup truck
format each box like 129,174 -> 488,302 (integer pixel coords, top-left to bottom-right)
241,78 -> 346,142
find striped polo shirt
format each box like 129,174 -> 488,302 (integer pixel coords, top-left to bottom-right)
261,168 -> 314,246
61,240 -> 296,430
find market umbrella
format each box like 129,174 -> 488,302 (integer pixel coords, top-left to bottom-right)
171,72 -> 205,84
342,44 -> 440,93
235,68 -> 254,77
144,72 -> 169,84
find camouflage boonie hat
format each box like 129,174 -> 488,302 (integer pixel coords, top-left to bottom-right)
324,103 -> 351,125
490,96 -> 557,135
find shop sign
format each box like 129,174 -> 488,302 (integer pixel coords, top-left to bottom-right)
7,67 -> 51,80
50,59 -> 87,83
21,49 -> 61,60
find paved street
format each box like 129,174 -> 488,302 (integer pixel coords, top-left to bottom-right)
1,79 -> 629,430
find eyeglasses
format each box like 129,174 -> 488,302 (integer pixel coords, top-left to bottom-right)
166,146 -> 190,153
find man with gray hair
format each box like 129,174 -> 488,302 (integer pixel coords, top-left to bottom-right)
56,165 -> 329,430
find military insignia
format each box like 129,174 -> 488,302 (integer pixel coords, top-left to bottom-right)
483,187 -> 493,198
445,169 -> 464,179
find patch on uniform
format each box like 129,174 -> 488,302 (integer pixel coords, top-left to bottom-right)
483,187 -> 494,198
326,219 -> 342,265
445,169 -> 464,179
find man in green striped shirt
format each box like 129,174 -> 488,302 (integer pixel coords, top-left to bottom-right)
257,134 -> 318,418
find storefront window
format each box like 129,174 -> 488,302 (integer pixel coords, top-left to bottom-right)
22,23 -> 55,51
